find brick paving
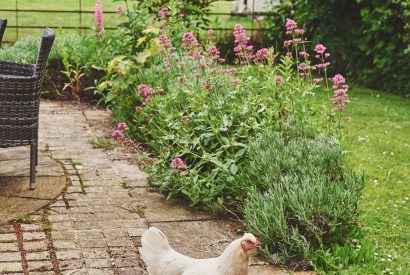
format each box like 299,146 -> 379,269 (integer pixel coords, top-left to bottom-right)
1,101 -> 147,274
0,101 -> 298,275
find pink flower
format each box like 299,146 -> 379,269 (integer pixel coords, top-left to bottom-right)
224,68 -> 237,75
193,51 -> 203,60
314,44 -> 326,54
207,46 -> 220,57
317,62 -> 330,68
158,34 -> 172,49
313,78 -> 323,84
208,28 -> 214,35
138,84 -> 155,97
275,75 -> 284,85
284,40 -> 293,47
115,6 -> 125,13
94,1 -> 103,38
325,53 -> 331,58
331,89 -> 350,111
203,82 -> 212,90
143,96 -> 152,105
135,106 -> 142,113
254,48 -> 269,62
117,122 -> 129,131
111,129 -> 124,140
158,7 -> 169,19
171,157 -> 187,170
331,74 -> 346,88
294,28 -> 305,35
285,18 -> 297,31
181,116 -> 190,125
299,51 -> 309,57
233,24 -> 254,62
182,32 -> 199,52
298,62 -> 308,70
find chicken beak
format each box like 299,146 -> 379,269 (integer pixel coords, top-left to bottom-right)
255,237 -> 260,247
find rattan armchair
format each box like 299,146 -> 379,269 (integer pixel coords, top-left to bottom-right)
0,28 -> 55,189
0,19 -> 6,45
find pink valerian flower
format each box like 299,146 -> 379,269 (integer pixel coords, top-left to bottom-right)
254,48 -> 269,62
158,35 -> 172,51
331,74 -> 346,88
203,82 -> 212,90
233,24 -> 254,62
224,68 -> 237,75
143,96 -> 152,105
331,88 -> 350,111
135,106 -> 143,113
111,129 -> 124,140
298,62 -> 308,70
317,62 -> 330,69
171,157 -> 187,170
208,28 -> 214,35
285,19 -> 297,31
137,84 -> 155,97
117,122 -> 129,131
314,44 -> 326,54
94,1 -> 103,39
294,29 -> 305,35
181,116 -> 190,125
206,46 -> 220,60
115,6 -> 125,13
182,32 -> 198,48
284,40 -> 293,47
275,75 -> 284,85
158,7 -> 169,19
299,51 -> 309,58
192,51 -> 203,60
313,78 -> 323,84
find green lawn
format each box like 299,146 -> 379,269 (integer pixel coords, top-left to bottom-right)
315,87 -> 410,273
0,0 -> 254,43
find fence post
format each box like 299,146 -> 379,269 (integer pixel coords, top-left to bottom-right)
79,0 -> 82,36
15,0 -> 19,40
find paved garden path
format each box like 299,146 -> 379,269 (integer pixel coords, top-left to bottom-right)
0,100 -> 304,275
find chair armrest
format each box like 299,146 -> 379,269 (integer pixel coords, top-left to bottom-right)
0,61 -> 35,77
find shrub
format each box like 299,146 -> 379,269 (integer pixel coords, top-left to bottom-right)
241,125 -> 364,269
265,0 -> 410,95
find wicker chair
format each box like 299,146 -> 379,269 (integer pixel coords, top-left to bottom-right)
0,28 -> 55,189
0,19 -> 6,45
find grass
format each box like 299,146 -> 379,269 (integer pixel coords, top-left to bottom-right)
0,0 -> 255,43
88,137 -> 115,150
314,87 -> 410,273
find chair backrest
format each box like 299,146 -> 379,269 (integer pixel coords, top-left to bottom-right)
0,19 -> 7,45
34,28 -> 55,77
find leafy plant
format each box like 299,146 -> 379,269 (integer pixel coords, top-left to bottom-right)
241,125 -> 365,270
265,0 -> 410,95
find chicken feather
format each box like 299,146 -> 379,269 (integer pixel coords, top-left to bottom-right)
140,227 -> 259,275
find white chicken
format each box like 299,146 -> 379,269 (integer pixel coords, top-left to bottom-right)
140,226 -> 260,275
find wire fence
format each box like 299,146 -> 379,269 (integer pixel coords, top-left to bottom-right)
0,0 -> 275,44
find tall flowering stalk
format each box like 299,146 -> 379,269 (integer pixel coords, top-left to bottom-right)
233,24 -> 254,64
314,44 -> 331,88
95,0 -> 103,40
284,19 -> 307,78
330,74 -> 350,128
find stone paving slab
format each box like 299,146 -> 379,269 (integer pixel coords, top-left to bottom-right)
0,101 -> 312,275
